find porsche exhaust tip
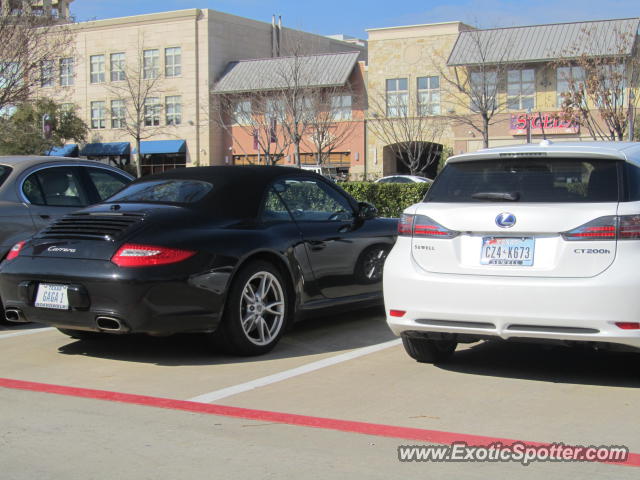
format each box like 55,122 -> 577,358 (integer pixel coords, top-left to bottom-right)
95,316 -> 129,333
5,308 -> 26,323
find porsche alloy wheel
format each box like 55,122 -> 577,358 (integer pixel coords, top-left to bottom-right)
239,270 -> 286,346
215,260 -> 290,356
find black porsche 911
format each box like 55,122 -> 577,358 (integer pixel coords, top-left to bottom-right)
0,166 -> 397,355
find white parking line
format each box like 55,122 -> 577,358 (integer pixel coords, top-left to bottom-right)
189,338 -> 402,403
0,327 -> 56,339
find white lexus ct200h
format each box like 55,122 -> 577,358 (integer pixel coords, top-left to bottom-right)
384,141 -> 640,363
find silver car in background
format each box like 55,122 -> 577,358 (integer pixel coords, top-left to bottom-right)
0,156 -> 133,316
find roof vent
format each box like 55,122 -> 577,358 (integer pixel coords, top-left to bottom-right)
540,140 -> 553,147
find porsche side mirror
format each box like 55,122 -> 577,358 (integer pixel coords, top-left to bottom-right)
357,202 -> 378,221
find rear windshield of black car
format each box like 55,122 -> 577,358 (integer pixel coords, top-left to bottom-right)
0,165 -> 11,188
105,180 -> 213,204
426,158 -> 620,203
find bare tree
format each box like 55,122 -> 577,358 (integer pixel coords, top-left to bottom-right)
367,91 -> 446,176
211,92 -> 291,165
103,46 -> 165,177
304,85 -> 359,166
433,28 -> 515,148
0,6 -> 75,113
555,25 -> 640,141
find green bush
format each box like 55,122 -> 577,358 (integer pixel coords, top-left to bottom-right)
338,182 -> 430,218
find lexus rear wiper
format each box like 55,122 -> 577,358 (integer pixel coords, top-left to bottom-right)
471,192 -> 520,201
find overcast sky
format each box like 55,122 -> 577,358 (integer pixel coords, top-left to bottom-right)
72,0 -> 639,38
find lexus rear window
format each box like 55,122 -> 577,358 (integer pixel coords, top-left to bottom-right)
105,180 -> 212,204
426,158 -> 620,203
0,165 -> 11,188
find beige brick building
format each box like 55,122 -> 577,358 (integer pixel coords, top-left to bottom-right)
35,7 -> 362,174
365,18 -> 640,179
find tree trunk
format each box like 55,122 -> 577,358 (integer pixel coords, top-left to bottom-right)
134,137 -> 142,178
295,141 -> 301,168
482,117 -> 489,149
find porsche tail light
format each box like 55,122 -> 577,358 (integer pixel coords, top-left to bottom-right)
412,215 -> 459,239
5,241 -> 25,261
562,215 -> 640,241
111,244 -> 196,267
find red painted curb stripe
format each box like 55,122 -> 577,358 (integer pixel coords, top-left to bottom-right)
1,377 -> 638,468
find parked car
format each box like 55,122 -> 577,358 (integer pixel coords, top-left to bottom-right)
0,156 -> 133,319
375,175 -> 433,184
384,141 -> 640,363
0,166 -> 397,355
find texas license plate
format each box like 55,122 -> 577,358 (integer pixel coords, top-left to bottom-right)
34,284 -> 69,310
481,237 -> 535,266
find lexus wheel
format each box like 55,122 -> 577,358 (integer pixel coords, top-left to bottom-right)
401,335 -> 457,363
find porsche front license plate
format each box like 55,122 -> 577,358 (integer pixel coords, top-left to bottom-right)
481,237 -> 535,266
34,284 -> 69,310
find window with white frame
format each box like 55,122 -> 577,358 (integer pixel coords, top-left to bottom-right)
233,99 -> 251,125
417,76 -> 440,115
40,60 -> 54,87
507,69 -> 535,110
165,47 -> 181,77
90,101 -> 106,129
470,70 -> 498,112
599,64 -> 626,108
90,55 -> 105,84
143,49 -> 160,79
0,62 -> 20,89
386,78 -> 408,117
266,98 -> 286,123
111,99 -> 126,128
165,96 -> 182,125
556,66 -> 586,107
331,95 -> 352,121
110,53 -> 125,82
60,58 -> 74,86
144,97 -> 161,126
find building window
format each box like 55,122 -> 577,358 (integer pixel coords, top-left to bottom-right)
507,69 -> 535,110
110,53 -> 126,82
233,100 -> 251,125
266,98 -> 286,123
111,99 -> 126,128
331,95 -> 352,121
90,55 -> 105,84
470,70 -> 498,112
165,96 -> 182,125
143,49 -> 159,79
40,60 -> 54,87
165,47 -> 181,77
144,97 -> 161,126
417,76 -> 440,115
386,78 -> 408,117
556,66 -> 585,107
90,101 -> 106,129
59,58 -> 74,86
0,62 -> 20,89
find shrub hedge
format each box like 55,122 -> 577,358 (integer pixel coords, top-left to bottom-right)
338,182 -> 431,218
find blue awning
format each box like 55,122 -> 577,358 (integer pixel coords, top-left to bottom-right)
46,144 -> 79,157
133,140 -> 186,155
80,142 -> 130,157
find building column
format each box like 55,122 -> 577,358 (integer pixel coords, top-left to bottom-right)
42,0 -> 52,16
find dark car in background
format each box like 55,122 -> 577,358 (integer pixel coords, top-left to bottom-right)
0,166 -> 397,355
0,156 -> 134,316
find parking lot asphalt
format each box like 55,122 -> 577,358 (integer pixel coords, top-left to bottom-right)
1,308 -> 639,479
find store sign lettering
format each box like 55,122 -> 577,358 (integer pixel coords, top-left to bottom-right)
510,112 -> 579,135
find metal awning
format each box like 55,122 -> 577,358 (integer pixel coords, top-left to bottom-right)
80,142 -> 131,157
46,144 -> 78,157
133,140 -> 186,155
